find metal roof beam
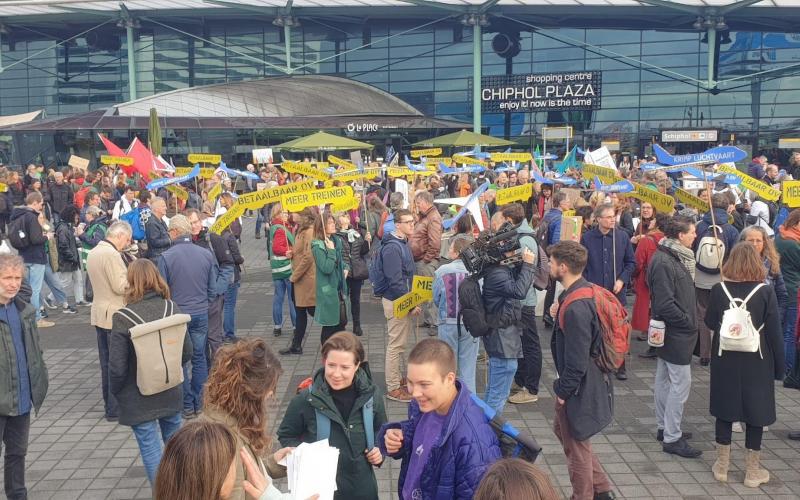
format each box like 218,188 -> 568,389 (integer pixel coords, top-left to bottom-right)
394,0 -> 469,14
719,0 -> 765,15
634,0 -> 701,15
202,0 -> 279,16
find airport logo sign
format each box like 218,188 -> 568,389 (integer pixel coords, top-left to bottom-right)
481,71 -> 602,113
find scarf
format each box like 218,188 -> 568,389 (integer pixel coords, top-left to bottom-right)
660,237 -> 695,281
779,225 -> 800,243
342,228 -> 361,243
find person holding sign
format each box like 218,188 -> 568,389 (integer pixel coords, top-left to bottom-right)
311,212 -> 348,346
333,213 -> 369,337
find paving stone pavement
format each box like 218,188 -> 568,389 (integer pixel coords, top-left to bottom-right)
4,217 -> 800,499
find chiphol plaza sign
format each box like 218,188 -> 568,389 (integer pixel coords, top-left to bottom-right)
481,71 -> 602,113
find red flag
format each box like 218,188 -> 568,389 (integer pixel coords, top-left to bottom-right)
126,137 -> 158,178
97,134 -> 136,175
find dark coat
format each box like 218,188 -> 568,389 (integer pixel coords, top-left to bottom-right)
0,299 -> 48,416
377,381 -> 501,500
145,216 -> 171,259
109,293 -> 192,426
647,245 -> 698,365
10,207 -> 47,265
775,232 -> 800,307
277,365 -> 387,500
580,227 -> 636,306
46,182 -> 73,215
335,229 -> 369,281
311,238 -> 347,326
379,232 -> 415,301
222,229 -> 244,282
55,221 -> 80,272
481,262 -> 534,358
704,281 -> 784,427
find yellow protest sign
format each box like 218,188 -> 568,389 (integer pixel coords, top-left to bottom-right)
176,166 -> 215,179
333,167 -> 383,183
412,275 -> 433,301
328,155 -> 355,169
393,291 -> 427,319
583,164 -> 674,213
282,185 -> 354,213
236,181 -> 316,210
424,157 -> 448,166
210,205 -> 245,235
718,164 -> 781,202
496,184 -> 533,206
562,210 -> 576,217
100,155 -> 134,166
411,148 -> 442,158
783,180 -> 800,208
675,188 -> 709,212
388,167 -> 436,178
187,153 -> 221,164
452,154 -> 488,167
583,163 -> 621,183
0,183 -> 7,193
282,161 -> 331,181
491,152 -> 533,163
208,183 -> 222,203
166,184 -> 189,201
332,196 -> 359,212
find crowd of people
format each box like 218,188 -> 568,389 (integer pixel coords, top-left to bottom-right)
0,149 -> 799,500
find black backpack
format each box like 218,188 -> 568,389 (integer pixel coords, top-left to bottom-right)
534,218 -> 549,255
457,275 -> 495,338
8,216 -> 30,250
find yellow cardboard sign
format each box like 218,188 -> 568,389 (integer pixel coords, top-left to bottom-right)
282,161 -> 331,181
496,183 -> 533,206
187,153 -> 221,164
236,181 -> 315,210
583,164 -> 674,213
424,157 -> 448,166
166,184 -> 189,201
562,210 -> 576,217
282,185 -> 354,213
175,166 -> 215,179
411,148 -> 442,158
783,180 -> 800,208
0,183 -> 6,193
100,155 -> 134,166
332,196 -> 359,212
327,155 -> 355,169
393,291 -> 426,319
412,275 -> 433,301
388,167 -> 435,178
333,167 -> 383,183
718,164 -> 781,202
208,183 -> 223,203
210,205 -> 245,235
452,154 -> 488,167
583,163 -> 620,183
491,152 -> 533,163
675,188 -> 709,212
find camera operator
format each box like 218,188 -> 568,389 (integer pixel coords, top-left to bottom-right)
481,213 -> 536,415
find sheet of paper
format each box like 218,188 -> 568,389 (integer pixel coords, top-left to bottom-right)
286,439 -> 340,500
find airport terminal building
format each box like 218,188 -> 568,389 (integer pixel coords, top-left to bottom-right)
1,0 -> 799,167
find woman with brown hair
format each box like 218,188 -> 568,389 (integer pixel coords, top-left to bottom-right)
108,258 -> 192,485
474,458 -> 560,500
632,201 -> 656,244
281,208 -> 317,355
200,338 -> 293,499
278,332 -> 386,500
704,242 -> 784,489
311,211 -> 348,345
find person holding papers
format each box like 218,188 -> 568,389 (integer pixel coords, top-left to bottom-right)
378,339 -> 501,500
278,332 -> 387,500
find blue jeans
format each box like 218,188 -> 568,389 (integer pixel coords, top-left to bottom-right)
96,327 -> 118,418
484,357 -> 518,416
25,264 -> 45,320
131,412 -> 182,485
255,211 -> 264,235
223,281 -> 240,340
272,278 -> 296,329
42,261 -> 66,305
182,313 -> 209,412
784,303 -> 798,372
438,323 -> 479,394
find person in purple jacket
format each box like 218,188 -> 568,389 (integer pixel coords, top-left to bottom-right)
379,339 -> 501,500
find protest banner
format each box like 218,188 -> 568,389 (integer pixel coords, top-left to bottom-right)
333,167 -> 383,183
166,184 -> 189,201
630,184 -> 674,213
328,155 -> 355,169
562,210 -> 576,217
783,180 -> 800,208
496,183 -> 533,205
582,163 -> 620,183
412,275 -> 433,301
252,148 -> 273,164
100,155 -> 134,166
282,161 -> 331,181
332,196 -> 359,212
410,148 -> 442,158
452,154 -> 488,167
282,185 -> 354,213
560,216 -> 583,242
675,188 -> 709,212
491,152 -> 533,163
208,183 -> 222,203
210,204 -> 245,235
718,164 -> 781,202
583,146 -> 617,171
148,165 -> 201,190
68,155 -> 90,171
176,166 -> 215,179
393,291 -> 427,319
388,167 -> 435,178
236,180 -> 316,210
187,153 -> 221,164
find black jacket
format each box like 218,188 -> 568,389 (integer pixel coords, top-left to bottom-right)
335,229 -> 369,281
55,221 -> 80,272
647,245 -> 698,365
109,293 -> 192,426
145,216 -> 171,259
46,182 -> 73,215
222,229 -> 244,282
10,207 -> 47,265
705,281 -> 784,426
481,262 -> 534,358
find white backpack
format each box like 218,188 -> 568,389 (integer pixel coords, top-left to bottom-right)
718,282 -> 765,358
695,225 -> 725,274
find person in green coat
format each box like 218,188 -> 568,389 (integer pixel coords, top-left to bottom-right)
311,211 -> 348,345
277,332 -> 387,500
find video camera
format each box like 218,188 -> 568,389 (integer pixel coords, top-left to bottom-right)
459,222 -> 522,276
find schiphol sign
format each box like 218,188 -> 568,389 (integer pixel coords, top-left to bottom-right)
481,71 -> 602,113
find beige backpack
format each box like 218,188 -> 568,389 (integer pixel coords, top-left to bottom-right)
116,301 -> 190,396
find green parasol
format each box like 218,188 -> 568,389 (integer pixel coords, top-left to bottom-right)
273,131 -> 374,151
412,129 -> 515,148
148,107 -> 162,156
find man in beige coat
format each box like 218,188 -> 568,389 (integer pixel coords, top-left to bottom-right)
86,221 -> 132,421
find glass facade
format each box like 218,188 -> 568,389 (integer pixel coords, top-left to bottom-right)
1,17 -> 800,165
